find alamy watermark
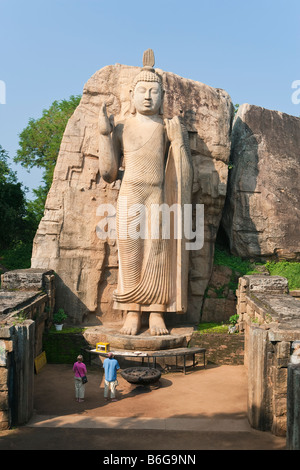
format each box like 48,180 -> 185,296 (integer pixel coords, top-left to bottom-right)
0,80 -> 6,104
291,80 -> 300,105
96,198 -> 204,251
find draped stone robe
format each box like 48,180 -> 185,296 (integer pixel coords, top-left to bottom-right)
113,116 -> 193,314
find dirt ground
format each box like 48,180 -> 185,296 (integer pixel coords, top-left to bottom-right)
0,362 -> 287,452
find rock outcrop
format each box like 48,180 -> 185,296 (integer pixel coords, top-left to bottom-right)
31,63 -> 233,324
222,103 -> 300,261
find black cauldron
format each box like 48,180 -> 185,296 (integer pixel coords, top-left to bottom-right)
121,367 -> 161,385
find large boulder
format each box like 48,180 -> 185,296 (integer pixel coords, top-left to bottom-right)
222,104 -> 300,261
31,63 -> 233,324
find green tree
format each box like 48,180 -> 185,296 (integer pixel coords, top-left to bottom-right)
0,146 -> 28,249
0,145 -> 17,184
14,94 -> 81,220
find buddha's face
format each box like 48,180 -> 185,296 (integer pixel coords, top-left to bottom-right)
133,80 -> 162,116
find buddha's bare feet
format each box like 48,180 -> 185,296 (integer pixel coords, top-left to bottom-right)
120,311 -> 141,335
149,312 -> 169,336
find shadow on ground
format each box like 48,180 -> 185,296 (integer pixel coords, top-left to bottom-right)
0,363 -> 287,451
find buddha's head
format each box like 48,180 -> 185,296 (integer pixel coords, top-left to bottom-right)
131,49 -> 163,116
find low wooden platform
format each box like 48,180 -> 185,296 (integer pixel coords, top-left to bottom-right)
86,347 -> 206,374
149,347 -> 206,374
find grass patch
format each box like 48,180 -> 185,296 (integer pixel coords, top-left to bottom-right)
213,245 -> 300,291
211,245 -> 261,295
265,261 -> 300,290
48,326 -> 87,334
213,246 -> 258,275
197,322 -> 229,334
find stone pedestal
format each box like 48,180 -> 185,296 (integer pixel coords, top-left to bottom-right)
83,325 -> 194,351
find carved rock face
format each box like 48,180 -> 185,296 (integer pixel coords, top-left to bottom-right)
222,104 -> 300,261
31,64 -> 233,324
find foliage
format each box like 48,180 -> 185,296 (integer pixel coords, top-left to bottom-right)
211,245 -> 260,296
265,261 -> 300,290
234,103 -> 240,115
49,326 -> 86,334
13,310 -> 27,324
197,322 -> 230,334
14,95 -> 81,221
0,96 -> 81,271
213,245 -> 255,275
0,181 -> 26,249
213,244 -> 300,293
0,145 -> 17,184
0,145 -> 36,250
15,95 -> 81,187
0,242 -> 32,271
25,185 -> 48,228
53,308 -> 68,324
229,314 -> 239,325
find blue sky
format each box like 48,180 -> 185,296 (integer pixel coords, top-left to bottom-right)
0,0 -> 299,198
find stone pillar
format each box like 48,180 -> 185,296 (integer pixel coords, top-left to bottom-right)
12,321 -> 35,425
0,329 -> 13,430
0,321 -> 35,429
247,326 -> 272,430
287,364 -> 300,450
271,341 -> 290,436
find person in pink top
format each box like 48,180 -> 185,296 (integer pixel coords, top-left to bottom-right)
73,355 -> 87,402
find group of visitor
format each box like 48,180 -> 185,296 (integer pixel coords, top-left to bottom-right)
72,352 -> 120,403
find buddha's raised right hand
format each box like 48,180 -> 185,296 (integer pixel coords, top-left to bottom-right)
98,103 -> 113,136
164,116 -> 185,147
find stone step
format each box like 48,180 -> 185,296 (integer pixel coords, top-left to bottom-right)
26,413 -> 251,432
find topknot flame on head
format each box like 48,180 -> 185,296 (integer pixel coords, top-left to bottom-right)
133,49 -> 162,88
143,49 -> 155,69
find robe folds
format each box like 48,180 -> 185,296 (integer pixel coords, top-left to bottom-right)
113,121 -> 193,314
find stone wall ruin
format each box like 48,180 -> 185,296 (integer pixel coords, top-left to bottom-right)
236,274 -> 300,437
0,269 -> 55,429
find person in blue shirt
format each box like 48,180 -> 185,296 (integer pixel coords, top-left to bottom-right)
103,352 -> 120,401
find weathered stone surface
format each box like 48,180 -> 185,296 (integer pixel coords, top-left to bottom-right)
12,321 -> 35,425
0,290 -> 48,324
290,290 -> 300,300
0,410 -> 10,430
1,268 -> 53,291
246,275 -> 289,294
0,271 -> 55,430
201,298 -> 237,323
0,269 -> 55,332
222,103 -> 300,260
31,62 -> 233,325
201,264 -> 238,322
237,274 -> 300,437
287,364 -> 300,449
190,331 -> 244,365
0,368 -> 8,389
0,291 -> 42,317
